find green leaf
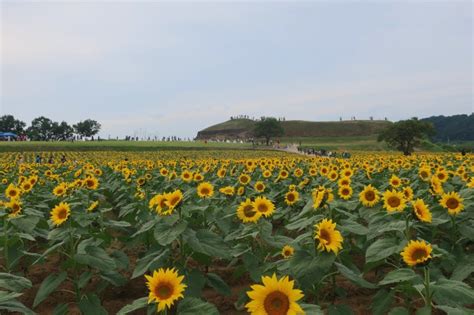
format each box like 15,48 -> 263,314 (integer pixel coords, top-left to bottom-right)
53,303 -> 69,315
177,297 -> 219,315
339,219 -> 369,235
74,246 -> 117,272
370,289 -> 395,315
117,297 -> 148,315
435,305 -> 473,315
0,291 -> 22,304
0,273 -> 32,292
184,229 -> 231,259
432,279 -> 474,307
301,303 -> 323,314
366,238 -> 400,263
0,298 -> 35,315
328,304 -> 354,315
185,269 -> 206,298
78,293 -> 107,315
451,256 -> 474,281
379,269 -> 419,285
206,273 -> 231,296
132,249 -> 169,279
33,271 -> 67,307
154,220 -> 187,246
415,306 -> 432,315
335,262 -> 377,289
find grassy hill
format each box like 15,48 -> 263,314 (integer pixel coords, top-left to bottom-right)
197,118 -> 392,139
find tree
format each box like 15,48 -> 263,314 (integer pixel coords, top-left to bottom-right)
377,118 -> 435,155
26,116 -> 54,141
0,115 -> 26,134
253,117 -> 284,145
52,121 -> 74,141
74,119 -> 101,138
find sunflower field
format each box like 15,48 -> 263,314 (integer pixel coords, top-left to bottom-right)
0,150 -> 473,315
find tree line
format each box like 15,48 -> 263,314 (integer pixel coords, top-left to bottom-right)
421,114 -> 474,142
0,115 -> 101,141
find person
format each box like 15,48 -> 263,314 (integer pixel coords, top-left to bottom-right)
35,154 -> 42,164
48,156 -> 54,164
61,155 -> 67,163
461,148 -> 466,156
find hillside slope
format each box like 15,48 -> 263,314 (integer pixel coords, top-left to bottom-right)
196,119 -> 391,139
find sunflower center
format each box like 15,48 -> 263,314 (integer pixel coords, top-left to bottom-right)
284,250 -> 292,256
319,228 -> 331,245
154,282 -> 173,300
201,188 -> 210,195
264,291 -> 290,315
287,193 -> 295,201
342,188 -> 350,195
57,208 -> 68,219
387,196 -> 400,208
411,248 -> 428,261
243,205 -> 256,218
9,190 -> 18,197
446,197 -> 459,209
365,191 -> 375,201
257,203 -> 268,213
169,196 -> 180,206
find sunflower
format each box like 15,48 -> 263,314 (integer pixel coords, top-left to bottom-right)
435,169 -> 449,183
439,191 -> 464,215
219,186 -> 235,196
181,170 -> 193,183
165,190 -> 183,210
84,176 -> 99,190
53,183 -> 67,197
312,186 -> 333,208
383,190 -> 406,212
359,185 -> 380,207
263,170 -> 272,178
145,268 -> 186,312
50,202 -> 71,226
197,182 -> 214,198
467,177 -> 474,188
328,171 -> 338,181
21,181 -> 33,193
412,199 -> 432,223
284,191 -> 299,206
160,168 -> 169,176
5,184 -> 20,199
402,186 -> 414,201
6,199 -> 22,218
136,177 -> 146,186
254,181 -> 266,193
418,167 -> 431,181
400,240 -> 432,267
314,218 -> 343,254
252,196 -> 275,218
237,199 -> 261,223
193,173 -> 204,182
430,176 -> 444,195
338,177 -> 351,187
278,169 -> 289,180
246,273 -> 304,315
389,175 -> 402,188
338,185 -> 353,200
87,201 -> 99,212
239,174 -> 251,185
281,245 -> 295,259
217,168 -> 227,178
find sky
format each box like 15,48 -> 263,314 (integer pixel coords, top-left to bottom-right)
1,1 -> 473,138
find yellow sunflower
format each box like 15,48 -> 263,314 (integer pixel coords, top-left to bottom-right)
314,218 -> 343,254
439,191 -> 464,215
383,190 -> 406,212
338,185 -> 353,200
254,181 -> 266,193
219,186 -> 235,196
237,199 -> 261,223
145,268 -> 186,312
87,201 -> 99,212
50,202 -> 71,226
239,174 -> 251,185
197,182 -> 214,198
84,176 -> 99,190
246,273 -> 304,315
21,181 -> 33,193
165,190 -> 183,211
252,196 -> 275,218
5,184 -> 20,199
6,199 -> 22,218
412,199 -> 432,223
389,175 -> 402,188
181,170 -> 193,183
284,191 -> 299,206
53,183 -> 68,197
359,185 -> 380,207
400,240 -> 432,267
281,245 -> 295,259
402,186 -> 414,201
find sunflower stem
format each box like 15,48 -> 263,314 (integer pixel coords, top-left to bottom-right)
404,214 -> 411,240
423,267 -> 432,309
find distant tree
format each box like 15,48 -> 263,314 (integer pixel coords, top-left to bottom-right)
377,118 -> 435,155
0,115 -> 26,134
254,117 -> 284,145
74,119 -> 101,138
26,116 -> 54,141
52,121 -> 74,140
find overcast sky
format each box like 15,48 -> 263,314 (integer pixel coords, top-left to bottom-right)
1,1 -> 472,138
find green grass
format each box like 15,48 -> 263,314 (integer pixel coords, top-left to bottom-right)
279,135 -> 391,151
0,140 -> 253,152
